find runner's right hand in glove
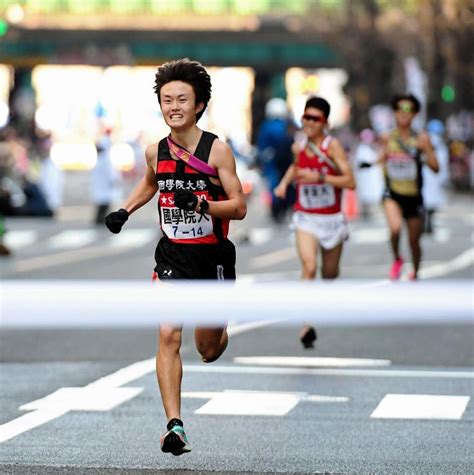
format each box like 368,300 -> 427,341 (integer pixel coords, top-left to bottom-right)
105,208 -> 129,234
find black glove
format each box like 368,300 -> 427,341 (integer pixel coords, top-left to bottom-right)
173,189 -> 198,211
105,208 -> 129,234
358,161 -> 373,169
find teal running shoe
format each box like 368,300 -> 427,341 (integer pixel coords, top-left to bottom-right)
160,421 -> 191,456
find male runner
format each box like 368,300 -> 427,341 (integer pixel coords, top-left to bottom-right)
105,59 -> 247,455
380,94 -> 438,280
274,96 -> 355,348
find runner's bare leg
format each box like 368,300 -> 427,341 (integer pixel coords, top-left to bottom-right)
156,325 -> 183,420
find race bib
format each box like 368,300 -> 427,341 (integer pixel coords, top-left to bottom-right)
299,184 -> 335,209
387,158 -> 417,181
160,206 -> 213,240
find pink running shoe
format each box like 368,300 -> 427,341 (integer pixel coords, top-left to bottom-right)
389,257 -> 404,280
408,271 -> 417,281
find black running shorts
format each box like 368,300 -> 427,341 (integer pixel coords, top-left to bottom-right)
383,188 -> 424,219
154,237 -> 236,280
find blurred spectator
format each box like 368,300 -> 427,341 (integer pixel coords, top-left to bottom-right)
2,126 -> 30,175
0,141 -> 14,256
449,139 -> 472,191
0,132 -> 27,217
38,135 -> 64,215
353,128 -> 384,219
422,120 -> 450,234
91,130 -> 122,225
257,98 -> 295,223
446,111 -> 473,190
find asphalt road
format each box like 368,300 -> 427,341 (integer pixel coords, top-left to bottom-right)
1,175 -> 473,474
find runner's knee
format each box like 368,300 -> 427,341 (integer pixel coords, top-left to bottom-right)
196,343 -> 223,363
301,259 -> 317,278
408,235 -> 420,249
159,327 -> 182,351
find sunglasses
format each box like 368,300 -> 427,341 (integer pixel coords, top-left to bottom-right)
302,114 -> 325,123
395,103 -> 415,113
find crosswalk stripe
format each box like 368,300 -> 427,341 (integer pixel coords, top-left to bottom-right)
109,229 -> 156,248
4,230 -> 37,249
370,394 -> 470,420
48,230 -> 97,250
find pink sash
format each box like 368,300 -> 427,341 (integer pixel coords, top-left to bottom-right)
167,135 -> 218,177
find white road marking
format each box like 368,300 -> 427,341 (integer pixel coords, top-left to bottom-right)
248,227 -> 273,245
184,364 -> 474,379
350,228 -> 388,244
182,390 -> 349,406
0,409 -> 68,444
48,230 -> 97,250
234,356 -> 392,368
195,390 -> 302,416
432,227 -> 451,243
13,244 -> 130,273
418,247 -> 474,279
12,229 -> 157,273
350,227 -> 451,244
370,394 -> 470,420
20,386 -> 143,412
0,321 -> 269,443
109,229 -> 155,248
4,230 -> 36,249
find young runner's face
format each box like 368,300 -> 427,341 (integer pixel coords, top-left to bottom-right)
160,81 -> 204,130
394,101 -> 416,128
302,107 -> 327,139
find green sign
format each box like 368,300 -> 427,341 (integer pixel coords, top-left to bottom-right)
0,19 -> 8,36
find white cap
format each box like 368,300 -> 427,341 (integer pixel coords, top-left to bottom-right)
265,98 -> 288,119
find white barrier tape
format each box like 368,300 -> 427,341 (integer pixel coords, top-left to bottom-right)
1,280 -> 472,328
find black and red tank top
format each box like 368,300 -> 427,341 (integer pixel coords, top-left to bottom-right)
156,131 -> 229,244
294,135 -> 342,215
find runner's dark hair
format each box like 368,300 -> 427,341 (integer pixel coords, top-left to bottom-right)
391,93 -> 421,113
304,96 -> 331,119
154,58 -> 212,122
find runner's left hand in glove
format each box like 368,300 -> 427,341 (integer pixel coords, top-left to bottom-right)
174,189 -> 198,211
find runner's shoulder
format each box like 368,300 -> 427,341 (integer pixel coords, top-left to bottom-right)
210,139 -> 234,167
145,143 -> 159,167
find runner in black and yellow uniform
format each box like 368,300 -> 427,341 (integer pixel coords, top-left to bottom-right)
381,94 -> 439,280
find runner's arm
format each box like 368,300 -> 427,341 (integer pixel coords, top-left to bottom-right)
418,132 -> 439,173
200,140 -> 247,220
274,142 -> 299,198
122,144 -> 159,215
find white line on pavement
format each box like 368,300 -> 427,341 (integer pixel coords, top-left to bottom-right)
234,356 -> 392,368
0,320 -> 271,443
48,230 -> 97,250
370,394 -> 470,420
4,230 -> 36,250
13,244 -> 129,273
183,364 -> 474,379
0,408 -> 69,444
109,229 -> 156,248
418,247 -> 474,279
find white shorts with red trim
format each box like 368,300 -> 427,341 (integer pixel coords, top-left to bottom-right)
291,211 -> 349,250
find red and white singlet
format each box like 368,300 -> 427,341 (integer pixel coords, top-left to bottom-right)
294,136 -> 342,215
